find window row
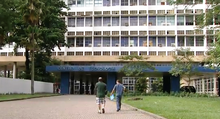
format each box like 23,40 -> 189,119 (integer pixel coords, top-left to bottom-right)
53,51 -> 205,56
67,16 -> 220,27
67,0 -> 207,7
67,36 -> 214,47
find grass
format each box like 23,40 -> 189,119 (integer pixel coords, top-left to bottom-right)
0,93 -> 59,102
123,96 -> 220,119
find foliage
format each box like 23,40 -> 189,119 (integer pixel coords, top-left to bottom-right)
135,77 -> 148,93
151,77 -> 163,92
169,48 -> 199,86
119,55 -> 155,76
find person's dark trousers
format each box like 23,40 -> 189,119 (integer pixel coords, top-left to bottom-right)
116,95 -> 122,111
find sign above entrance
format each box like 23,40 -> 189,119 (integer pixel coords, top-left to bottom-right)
47,66 -> 119,72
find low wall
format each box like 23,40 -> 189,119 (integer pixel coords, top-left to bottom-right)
0,77 -> 53,94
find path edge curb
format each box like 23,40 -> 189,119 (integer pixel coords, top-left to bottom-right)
107,97 -> 166,119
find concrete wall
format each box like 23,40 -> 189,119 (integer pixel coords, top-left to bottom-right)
0,77 -> 53,94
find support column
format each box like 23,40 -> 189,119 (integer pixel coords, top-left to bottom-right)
60,72 -> 70,94
214,77 -> 217,95
170,75 -> 180,93
13,62 -> 17,79
107,72 -> 117,92
202,78 -> 205,93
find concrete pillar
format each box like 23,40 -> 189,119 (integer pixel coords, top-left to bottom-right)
170,75 -> 180,93
107,72 -> 117,92
214,77 -> 217,95
202,78 -> 205,93
60,72 -> 70,94
13,62 -> 17,79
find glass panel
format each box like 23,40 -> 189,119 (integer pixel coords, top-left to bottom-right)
103,37 -> 110,47
121,37 -> 129,47
149,37 -> 156,46
121,0 -> 128,6
158,37 -> 166,47
148,0 -> 156,5
112,17 -> 119,26
157,16 -> 165,26
139,37 -> 147,46
139,0 -> 146,5
139,16 -> 147,26
157,0 -> 165,5
85,37 -> 92,47
85,17 -> 92,27
67,38 -> 75,47
103,17 -> 111,26
68,0 -> 76,7
207,36 -> 214,46
85,0 -> 93,6
186,36 -> 194,46
167,16 -> 175,26
186,16 -> 194,25
94,37 -> 101,47
77,17 -> 84,27
149,16 -> 156,26
121,17 -> 129,26
130,0 -> 137,6
130,16 -> 138,26
196,36 -> 204,46
94,0 -> 102,6
112,0 -> 119,6
112,37 -> 119,47
167,37 -> 175,46
68,18 -> 75,27
130,37 -> 138,47
77,0 -> 84,7
178,36 -> 185,46
177,16 -> 184,25
76,37 -> 84,47
103,0 -> 110,6
94,17 -> 102,26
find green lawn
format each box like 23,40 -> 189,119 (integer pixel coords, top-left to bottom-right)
0,93 -> 59,102
123,96 -> 220,119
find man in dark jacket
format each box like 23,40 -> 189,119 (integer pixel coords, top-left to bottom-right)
95,77 -> 107,114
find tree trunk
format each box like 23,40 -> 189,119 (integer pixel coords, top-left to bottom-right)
31,34 -> 35,95
25,48 -> 30,79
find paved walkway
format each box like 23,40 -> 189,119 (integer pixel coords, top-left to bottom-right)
0,95 -> 157,119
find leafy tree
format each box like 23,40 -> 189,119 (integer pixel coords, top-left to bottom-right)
169,48 -> 199,86
151,77 -> 163,92
135,77 -> 148,93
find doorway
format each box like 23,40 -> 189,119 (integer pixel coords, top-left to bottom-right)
70,72 -> 107,95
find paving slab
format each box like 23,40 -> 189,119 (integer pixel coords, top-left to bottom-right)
0,95 -> 158,119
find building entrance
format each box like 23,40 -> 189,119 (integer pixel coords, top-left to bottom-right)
69,72 -> 107,95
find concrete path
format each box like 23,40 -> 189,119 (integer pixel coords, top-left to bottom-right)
0,95 -> 157,119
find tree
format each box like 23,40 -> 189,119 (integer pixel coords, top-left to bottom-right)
169,48 -> 199,86
151,77 -> 163,92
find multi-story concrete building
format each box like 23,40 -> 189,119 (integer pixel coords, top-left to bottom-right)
0,0 -> 219,95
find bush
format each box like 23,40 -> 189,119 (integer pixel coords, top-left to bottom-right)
135,77 -> 148,93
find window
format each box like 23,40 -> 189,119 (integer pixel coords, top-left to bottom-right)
139,0 -> 146,5
67,38 -> 75,47
215,16 -> 220,25
58,52 -> 64,56
178,36 -> 185,46
103,37 -> 110,47
68,0 -> 76,6
85,51 -> 92,55
149,51 -> 156,55
112,17 -> 119,26
139,51 -> 147,55
130,37 -> 138,47
121,0 -> 128,6
167,16 -> 175,26
85,37 -> 92,47
157,0 -> 165,5
76,52 -> 83,56
94,17 -> 102,26
139,16 -> 147,26
195,0 -> 203,4
130,16 -> 138,26
94,51 -> 101,56
112,37 -> 119,47
76,37 -> 84,47
207,36 -> 214,46
121,51 -> 129,55
186,16 -> 194,25
85,17 -> 92,27
94,37 -> 101,47
130,0 -> 137,6
68,18 -> 75,27
177,16 -> 184,25
103,51 -> 110,56
112,51 -> 119,55
130,51 -> 138,55
158,37 -> 165,47
196,36 -> 204,46
149,37 -> 156,46
103,0 -> 110,6
148,0 -> 156,5
77,0 -> 84,6
158,51 -> 166,56
67,52 -> 75,56
157,16 -> 165,26
112,0 -> 119,6
94,0 -> 102,6
121,17 -> 129,26
103,17 -> 111,26
196,51 -> 204,56
186,36 -> 194,46
77,17 -> 84,27
121,37 -> 129,47
166,37 -> 175,47
149,16 -> 156,26
85,0 -> 93,6
139,37 -> 147,47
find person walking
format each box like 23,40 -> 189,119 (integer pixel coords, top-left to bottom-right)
111,80 -> 126,112
94,77 -> 107,114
